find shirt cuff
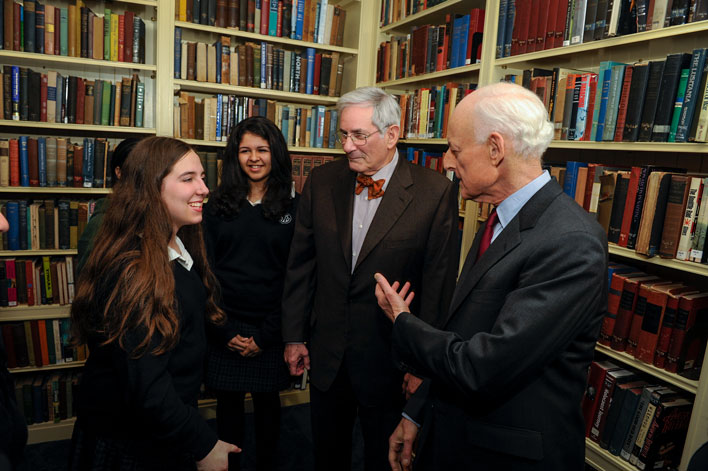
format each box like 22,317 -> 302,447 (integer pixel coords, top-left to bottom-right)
401,412 -> 421,428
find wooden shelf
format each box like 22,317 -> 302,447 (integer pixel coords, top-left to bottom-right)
175,21 -> 358,55
0,120 -> 155,135
181,138 -> 345,153
27,417 -> 76,445
608,244 -> 708,277
399,138 -> 447,145
377,63 -> 480,88
0,304 -> 70,321
0,249 -> 77,256
174,79 -> 340,105
380,0 -> 466,33
595,344 -> 699,395
585,438 -> 637,471
116,0 -> 158,6
0,50 -> 157,74
495,21 -> 708,67
548,140 -> 708,153
9,361 -> 85,374
0,186 -> 111,194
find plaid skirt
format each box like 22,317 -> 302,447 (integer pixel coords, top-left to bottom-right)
68,420 -> 196,471
204,318 -> 290,393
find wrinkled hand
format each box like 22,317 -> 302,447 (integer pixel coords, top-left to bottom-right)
389,417 -> 419,471
240,337 -> 262,357
374,273 -> 415,323
402,373 -> 423,400
227,334 -> 250,352
196,439 -> 241,471
284,343 -> 310,376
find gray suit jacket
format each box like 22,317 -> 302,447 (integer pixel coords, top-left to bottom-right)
394,180 -> 608,470
282,156 -> 459,405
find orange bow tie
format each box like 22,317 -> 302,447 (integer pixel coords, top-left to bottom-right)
355,175 -> 385,200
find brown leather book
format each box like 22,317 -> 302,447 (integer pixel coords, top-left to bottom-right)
659,174 -> 691,259
76,78 -> 85,125
28,138 -> 39,187
72,143 -> 83,187
187,42 -> 197,80
68,5 -> 77,57
221,36 -> 231,84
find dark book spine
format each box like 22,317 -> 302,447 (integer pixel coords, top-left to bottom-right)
80,6 -> 88,58
66,76 -> 76,124
675,48 -> 708,142
19,67 -> 28,121
647,174 -> 671,257
622,63 -> 651,141
651,53 -> 691,142
637,60 -> 666,141
608,174 -> 630,243
627,167 -> 651,249
28,70 -> 41,121
57,199 -> 70,249
24,0 -> 35,53
35,2 -> 44,54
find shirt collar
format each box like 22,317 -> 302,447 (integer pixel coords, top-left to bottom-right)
358,150 -> 398,192
496,171 -> 551,230
168,236 -> 193,271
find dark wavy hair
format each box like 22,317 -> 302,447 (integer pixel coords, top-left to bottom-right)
210,116 -> 293,221
71,137 -> 225,357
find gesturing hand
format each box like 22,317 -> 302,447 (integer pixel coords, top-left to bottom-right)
388,418 -> 419,471
374,273 -> 415,323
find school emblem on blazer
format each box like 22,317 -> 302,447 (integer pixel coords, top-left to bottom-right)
279,214 -> 293,224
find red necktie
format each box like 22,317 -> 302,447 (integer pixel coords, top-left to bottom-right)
477,209 -> 498,261
355,175 -> 385,200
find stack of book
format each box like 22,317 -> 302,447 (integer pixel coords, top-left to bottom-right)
0,66 -> 146,127
174,32 -> 344,97
290,154 -> 333,192
376,8 -> 484,82
175,0 -> 347,46
379,0 -> 446,27
403,147 -> 454,181
10,371 -> 82,425
0,0 -> 147,63
0,255 -> 76,307
516,48 -> 708,143
396,83 -> 476,139
496,0 -> 708,58
0,199 -> 100,250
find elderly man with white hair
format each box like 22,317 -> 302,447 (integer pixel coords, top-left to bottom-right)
375,82 -> 608,471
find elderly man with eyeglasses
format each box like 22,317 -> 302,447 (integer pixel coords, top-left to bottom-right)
281,86 -> 459,471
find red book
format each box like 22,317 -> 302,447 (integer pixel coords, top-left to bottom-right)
124,11 -> 134,63
5,259 -> 16,306
534,0 -> 549,54
467,8 -> 484,64
25,260 -> 35,306
589,368 -> 636,443
610,275 -> 662,351
54,7 -> 61,55
277,0 -> 283,37
512,0 -> 531,55
37,319 -> 49,366
614,65 -> 634,141
9,138 -> 19,186
28,138 -> 39,187
40,73 -> 48,122
12,2 -> 20,51
626,280 -> 673,356
526,0 -> 540,53
436,25 -> 448,71
544,0 -> 559,49
618,166 -> 642,247
118,14 -> 125,62
635,284 -> 695,364
666,292 -> 708,373
313,52 -> 322,95
600,271 -> 644,345
554,0 -> 570,48
582,360 -> 619,437
75,78 -> 85,125
653,291 -> 686,368
260,1 -> 269,35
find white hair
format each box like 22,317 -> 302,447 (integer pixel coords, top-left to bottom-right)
337,87 -> 401,133
468,82 -> 553,160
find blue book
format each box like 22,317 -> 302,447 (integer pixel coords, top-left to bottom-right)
675,48 -> 708,142
496,0 -> 508,59
295,0 -> 305,40
315,105 -> 325,148
18,136 -> 29,186
328,110 -> 337,148
504,0 -> 516,58
305,48 -> 315,94
281,107 -> 289,140
260,42 -> 266,88
269,0 -> 278,36
82,138 -> 94,188
563,161 -> 588,198
193,0 -> 200,23
602,64 -> 627,141
595,67 -> 613,141
215,40 -> 222,84
216,94 -> 222,141
174,27 -> 182,78
6,201 -> 19,250
37,137 -> 46,188
24,0 -> 35,53
450,16 -> 463,68
11,66 -> 19,120
458,15 -> 470,67
18,200 -> 27,249
406,147 -> 415,162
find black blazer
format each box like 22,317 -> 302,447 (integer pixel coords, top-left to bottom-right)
394,180 -> 608,470
282,156 -> 459,406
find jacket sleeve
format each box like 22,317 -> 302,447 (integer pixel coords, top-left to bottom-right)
392,229 -> 607,400
281,175 -> 316,343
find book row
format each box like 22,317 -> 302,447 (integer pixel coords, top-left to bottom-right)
396,82 -> 476,139
379,0 -> 446,27
556,162 -> 708,264
496,0 -> 708,58
517,48 -> 708,143
174,34 -> 344,97
12,370 -> 81,425
176,0 -> 347,47
173,92 -> 341,150
0,0 -> 147,63
0,137 -> 117,189
0,199 -> 98,251
0,66 -> 146,127
290,153 -> 333,193
376,8 -> 484,83
582,359 -> 694,470
1,316 -> 84,369
599,264 -> 708,375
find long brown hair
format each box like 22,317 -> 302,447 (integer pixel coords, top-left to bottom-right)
71,137 -> 225,357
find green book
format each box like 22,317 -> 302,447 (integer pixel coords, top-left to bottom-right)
101,81 -> 111,125
59,8 -> 68,56
45,319 -> 56,364
104,9 -> 111,61
135,82 -> 145,127
668,69 -> 690,142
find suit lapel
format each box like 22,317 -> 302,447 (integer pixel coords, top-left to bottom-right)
332,166 -> 356,273
354,158 -> 413,271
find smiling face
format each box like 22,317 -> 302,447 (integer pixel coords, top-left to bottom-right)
238,132 -> 273,183
160,151 -> 209,234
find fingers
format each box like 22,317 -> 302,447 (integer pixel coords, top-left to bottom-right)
229,444 -> 242,453
388,436 -> 403,471
401,437 -> 414,471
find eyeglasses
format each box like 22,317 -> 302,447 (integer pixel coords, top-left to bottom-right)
335,129 -> 381,146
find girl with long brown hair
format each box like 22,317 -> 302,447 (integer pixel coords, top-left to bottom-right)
68,137 -> 240,471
